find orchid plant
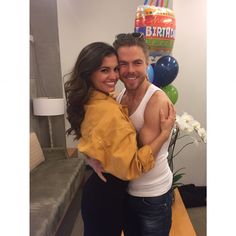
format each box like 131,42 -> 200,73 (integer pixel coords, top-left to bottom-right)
168,112 -> 207,189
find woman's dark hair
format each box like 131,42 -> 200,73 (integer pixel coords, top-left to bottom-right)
64,42 -> 118,140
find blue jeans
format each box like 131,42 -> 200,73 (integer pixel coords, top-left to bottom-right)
123,189 -> 172,236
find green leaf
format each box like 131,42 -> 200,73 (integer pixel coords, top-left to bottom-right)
173,173 -> 185,183
172,182 -> 184,189
173,167 -> 186,175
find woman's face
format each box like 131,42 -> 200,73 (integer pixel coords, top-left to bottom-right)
91,55 -> 119,93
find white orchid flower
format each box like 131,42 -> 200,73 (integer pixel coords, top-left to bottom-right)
170,112 -> 206,189
198,128 -> 206,138
186,125 -> 194,132
176,115 -> 187,130
182,112 -> 194,123
176,112 -> 207,146
190,120 -> 201,129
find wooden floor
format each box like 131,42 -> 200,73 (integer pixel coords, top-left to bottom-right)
170,188 -> 196,236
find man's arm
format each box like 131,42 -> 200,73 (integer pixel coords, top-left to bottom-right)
139,91 -> 172,146
85,91 -> 174,182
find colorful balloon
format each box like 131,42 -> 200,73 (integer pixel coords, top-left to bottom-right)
147,64 -> 154,82
153,55 -> 179,87
162,84 -> 178,104
151,63 -> 155,70
135,6 -> 176,57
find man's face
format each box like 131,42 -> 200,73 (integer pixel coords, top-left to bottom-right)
117,46 -> 148,91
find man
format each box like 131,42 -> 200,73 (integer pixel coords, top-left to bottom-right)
87,33 -> 174,236
113,32 -> 173,236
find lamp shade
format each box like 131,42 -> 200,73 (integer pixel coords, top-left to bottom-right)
33,97 -> 64,116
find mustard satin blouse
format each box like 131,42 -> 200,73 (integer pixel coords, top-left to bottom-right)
78,89 -> 155,180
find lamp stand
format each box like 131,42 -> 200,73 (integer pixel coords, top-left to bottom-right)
48,116 -> 54,148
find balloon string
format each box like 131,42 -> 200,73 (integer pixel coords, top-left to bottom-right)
161,0 -> 164,7
166,0 -> 169,8
144,0 -> 169,7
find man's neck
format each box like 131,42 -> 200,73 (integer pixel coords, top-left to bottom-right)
126,80 -> 150,100
122,80 -> 150,115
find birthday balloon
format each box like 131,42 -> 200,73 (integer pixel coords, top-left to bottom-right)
162,84 -> 178,104
153,55 -> 179,87
147,64 -> 154,82
134,5 -> 176,57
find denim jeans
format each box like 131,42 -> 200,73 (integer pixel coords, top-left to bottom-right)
123,189 -> 172,236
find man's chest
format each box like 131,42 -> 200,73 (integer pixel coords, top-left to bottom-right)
121,96 -> 143,116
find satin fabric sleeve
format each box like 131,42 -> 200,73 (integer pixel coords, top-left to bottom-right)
78,105 -> 155,181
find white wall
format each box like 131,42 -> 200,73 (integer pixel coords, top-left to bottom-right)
57,0 -> 146,147
57,0 -> 206,186
172,0 -> 206,186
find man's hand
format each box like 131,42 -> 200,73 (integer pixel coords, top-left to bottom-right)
85,157 -> 107,182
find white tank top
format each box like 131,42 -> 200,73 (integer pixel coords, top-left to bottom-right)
117,84 -> 173,197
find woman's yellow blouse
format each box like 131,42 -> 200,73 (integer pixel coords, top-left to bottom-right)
78,90 -> 155,180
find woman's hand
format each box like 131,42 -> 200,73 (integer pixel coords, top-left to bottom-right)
160,103 -> 176,137
85,157 -> 107,182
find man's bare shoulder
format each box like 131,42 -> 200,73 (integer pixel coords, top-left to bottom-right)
146,90 -> 171,109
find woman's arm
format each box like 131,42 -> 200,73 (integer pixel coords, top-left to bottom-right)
78,97 -> 175,181
85,102 -> 175,182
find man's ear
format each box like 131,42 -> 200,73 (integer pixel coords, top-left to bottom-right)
145,63 -> 149,77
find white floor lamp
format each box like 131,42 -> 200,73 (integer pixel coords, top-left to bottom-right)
33,97 -> 65,148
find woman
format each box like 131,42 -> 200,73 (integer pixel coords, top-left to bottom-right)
64,42 -> 175,236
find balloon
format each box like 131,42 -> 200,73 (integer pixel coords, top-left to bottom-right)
147,64 -> 154,82
151,63 -> 155,70
134,6 -> 176,57
162,84 -> 178,104
153,55 -> 179,87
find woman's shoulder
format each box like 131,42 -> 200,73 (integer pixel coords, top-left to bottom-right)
101,97 -> 125,117
87,95 -> 123,117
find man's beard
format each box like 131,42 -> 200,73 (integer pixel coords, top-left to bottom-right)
123,73 -> 147,90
